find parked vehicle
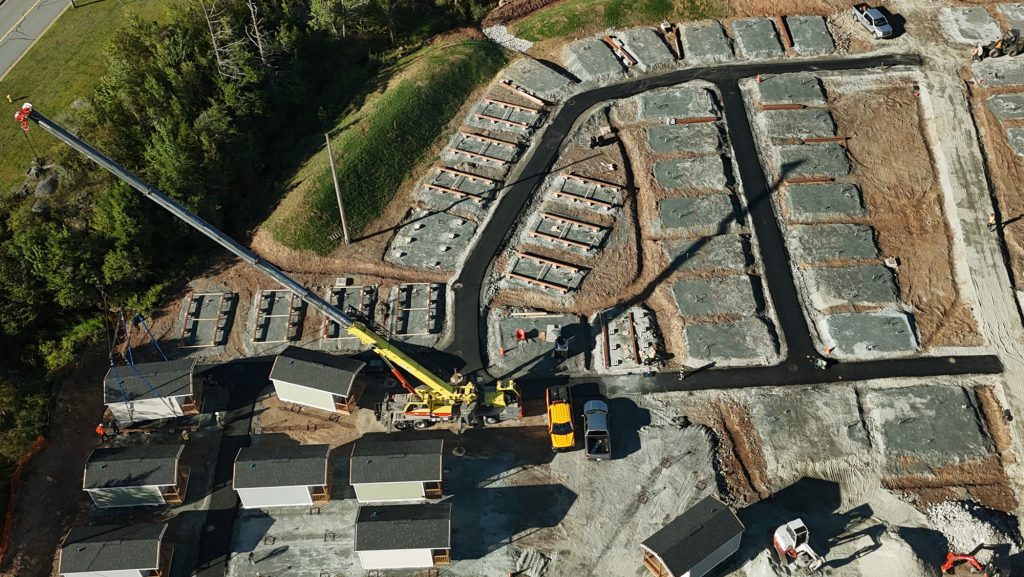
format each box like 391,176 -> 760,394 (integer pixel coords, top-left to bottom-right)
546,386 -> 575,451
583,400 -> 611,461
852,3 -> 894,38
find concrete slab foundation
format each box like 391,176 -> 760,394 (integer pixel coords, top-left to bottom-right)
756,73 -> 826,106
551,174 -> 623,210
446,131 -> 520,165
467,101 -> 541,135
662,234 -> 750,272
179,291 -> 236,349
785,16 -> 835,56
800,265 -> 898,310
385,209 -> 478,270
494,312 -> 586,377
940,6 -> 1001,45
503,58 -> 575,102
783,183 -> 866,222
999,3 -> 1024,33
322,280 -> 377,340
251,289 -> 304,344
681,20 -> 735,63
762,108 -> 837,139
684,317 -> 777,365
639,84 -> 718,119
564,38 -> 624,80
824,311 -> 919,355
653,155 -> 729,190
972,57 -> 1024,86
777,143 -> 851,179
509,252 -> 587,293
671,275 -> 760,317
389,283 -> 444,337
646,123 -> 722,154
658,194 -> 736,235
418,166 -> 499,209
619,27 -> 675,69
529,211 -> 609,253
593,305 -> 661,372
731,18 -> 784,59
1006,127 -> 1024,156
788,223 -> 879,264
988,93 -> 1024,120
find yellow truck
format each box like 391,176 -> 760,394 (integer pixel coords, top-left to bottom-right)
546,386 -> 575,451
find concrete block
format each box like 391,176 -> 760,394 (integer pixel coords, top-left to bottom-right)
646,123 -> 721,154
672,275 -> 760,317
757,73 -> 826,105
385,209 -> 478,270
503,58 -> 575,101
973,57 -> 1024,86
681,20 -> 735,63
732,18 -> 784,59
653,155 -> 728,190
788,224 -> 879,264
1007,127 -> 1024,156
784,183 -> 866,222
684,317 -> 777,364
564,38 -> 624,80
593,305 -> 661,372
639,85 -> 718,119
999,4 -> 1024,33
786,16 -> 835,56
800,265 -> 898,310
658,194 -> 736,235
618,28 -> 675,69
824,311 -> 919,355
777,143 -> 851,179
762,108 -> 836,139
988,93 -> 1024,120
663,234 -> 750,272
940,6 -> 1001,45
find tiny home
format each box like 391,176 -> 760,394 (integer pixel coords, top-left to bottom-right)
59,523 -> 171,577
354,503 -> 452,570
269,347 -> 366,414
641,495 -> 744,577
233,444 -> 331,508
83,444 -> 187,508
350,435 -> 444,503
104,358 -> 199,424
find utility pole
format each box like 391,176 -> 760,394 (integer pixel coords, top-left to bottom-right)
325,133 -> 350,245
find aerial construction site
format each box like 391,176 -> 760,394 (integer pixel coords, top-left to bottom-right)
10,0 -> 1024,577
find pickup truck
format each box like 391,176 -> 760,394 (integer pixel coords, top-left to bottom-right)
546,386 -> 575,451
852,3 -> 893,38
583,400 -> 611,461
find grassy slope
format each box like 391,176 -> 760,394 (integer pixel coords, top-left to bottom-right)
0,0 -> 179,191
267,39 -> 509,255
512,0 -> 727,41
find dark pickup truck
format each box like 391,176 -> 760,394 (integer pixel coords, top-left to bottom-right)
583,400 -> 611,461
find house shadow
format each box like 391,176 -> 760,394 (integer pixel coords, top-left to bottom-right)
451,483 -> 576,560
606,396 -> 649,460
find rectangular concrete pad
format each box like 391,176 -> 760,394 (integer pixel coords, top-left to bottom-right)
866,385 -> 991,469
619,28 -> 675,68
564,38 -> 624,80
646,123 -> 721,154
663,234 -> 750,272
639,85 -> 717,119
672,275 -> 759,317
1007,127 -> 1024,156
509,255 -> 586,292
786,16 -> 835,56
386,210 -> 478,270
757,73 -> 826,105
825,311 -> 918,355
762,108 -> 836,139
999,4 -> 1024,32
941,6 -> 1001,45
496,313 -> 586,376
659,194 -> 736,235
784,183 -> 866,222
685,317 -> 776,364
595,306 -> 659,371
788,223 -> 878,263
681,21 -> 734,63
777,143 -> 850,179
732,18 -> 784,59
988,93 -> 1024,120
504,58 -> 575,101
653,155 -> 728,190
972,57 -> 1024,86
800,265 -> 898,310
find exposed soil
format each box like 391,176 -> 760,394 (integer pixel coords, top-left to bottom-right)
728,0 -> 852,18
482,0 -> 562,26
975,383 -> 1016,465
884,455 -> 1017,511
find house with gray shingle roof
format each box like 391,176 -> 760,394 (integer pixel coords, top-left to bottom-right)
103,358 -> 199,424
232,444 -> 331,508
354,503 -> 452,570
59,523 -> 171,577
270,347 -> 366,414
83,444 -> 187,508
350,435 -> 444,503
641,495 -> 744,577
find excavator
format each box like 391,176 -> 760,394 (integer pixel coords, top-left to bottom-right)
13,103 -> 521,430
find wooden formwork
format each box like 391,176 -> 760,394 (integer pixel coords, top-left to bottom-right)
508,251 -> 584,294
484,97 -> 541,113
474,113 -> 530,129
499,79 -> 548,107
179,292 -> 233,348
252,289 -> 303,343
528,212 -> 607,251
322,280 -> 376,339
391,283 -> 442,336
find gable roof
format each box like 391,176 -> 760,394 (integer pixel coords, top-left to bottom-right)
642,496 -> 744,577
103,359 -> 196,404
350,435 -> 444,485
83,444 -> 184,489
354,503 -> 452,551
233,444 -> 330,489
270,347 -> 366,397
59,523 -> 166,574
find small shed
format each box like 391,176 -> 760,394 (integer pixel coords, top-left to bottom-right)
233,444 -> 331,508
83,444 -> 187,508
270,347 -> 366,414
641,496 -> 744,577
59,523 -> 171,577
350,435 -> 444,503
354,503 -> 452,570
104,358 -> 199,424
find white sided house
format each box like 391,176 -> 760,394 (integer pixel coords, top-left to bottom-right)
270,347 -> 366,414
83,444 -> 187,508
354,503 -> 452,570
59,523 -> 172,577
350,435 -> 443,503
104,359 -> 199,425
233,444 -> 331,508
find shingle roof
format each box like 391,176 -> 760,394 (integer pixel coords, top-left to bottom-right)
59,523 -> 166,573
350,435 -> 443,485
642,496 -> 744,577
270,347 -> 366,397
83,444 -> 183,489
103,359 -> 196,404
354,504 -> 452,551
233,444 -> 329,489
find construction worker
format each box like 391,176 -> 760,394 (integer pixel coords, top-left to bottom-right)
989,213 -> 999,231
95,422 -> 107,441
180,429 -> 190,444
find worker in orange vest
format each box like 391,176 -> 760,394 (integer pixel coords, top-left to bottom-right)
95,422 -> 107,441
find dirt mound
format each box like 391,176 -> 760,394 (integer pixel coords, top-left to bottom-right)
482,0 -> 560,26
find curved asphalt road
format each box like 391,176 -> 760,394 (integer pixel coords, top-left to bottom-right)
448,52 -> 1003,391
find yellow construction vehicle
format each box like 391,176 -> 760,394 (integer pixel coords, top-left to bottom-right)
14,103 -> 521,430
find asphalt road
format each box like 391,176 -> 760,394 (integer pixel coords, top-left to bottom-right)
0,0 -> 67,80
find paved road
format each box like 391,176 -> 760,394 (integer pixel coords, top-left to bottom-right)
0,0 -> 67,80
